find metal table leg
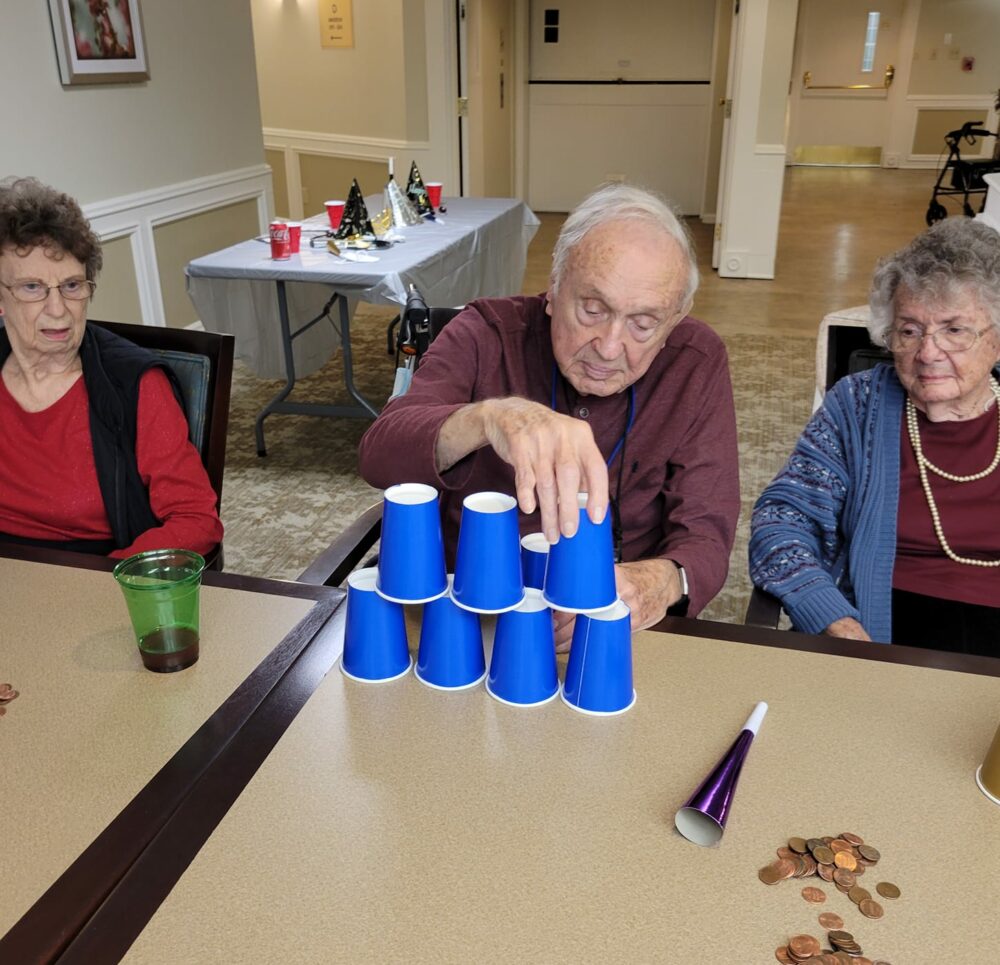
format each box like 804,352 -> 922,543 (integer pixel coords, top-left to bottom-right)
255,281 -> 381,456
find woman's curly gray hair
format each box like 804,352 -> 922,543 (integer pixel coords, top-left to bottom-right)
550,182 -> 698,312
0,176 -> 103,280
868,217 -> 1000,345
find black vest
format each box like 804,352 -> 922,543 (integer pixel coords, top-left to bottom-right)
0,324 -> 185,554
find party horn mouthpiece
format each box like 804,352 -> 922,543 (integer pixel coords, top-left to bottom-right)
674,701 -> 768,847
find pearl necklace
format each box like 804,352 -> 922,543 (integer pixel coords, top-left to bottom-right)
904,377 -> 1000,567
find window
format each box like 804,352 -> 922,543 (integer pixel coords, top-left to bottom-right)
861,12 -> 880,73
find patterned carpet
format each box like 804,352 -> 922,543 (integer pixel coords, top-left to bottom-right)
220,305 -> 815,624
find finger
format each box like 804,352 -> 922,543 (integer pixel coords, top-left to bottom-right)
553,612 -> 576,650
534,466 -> 561,544
554,460 -> 582,538
582,449 -> 610,525
512,463 -> 537,517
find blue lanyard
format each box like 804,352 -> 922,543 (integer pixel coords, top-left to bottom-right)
550,361 -> 636,468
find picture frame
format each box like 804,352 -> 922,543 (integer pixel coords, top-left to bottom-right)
47,0 -> 149,86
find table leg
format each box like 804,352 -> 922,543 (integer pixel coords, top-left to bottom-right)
254,282 -> 382,457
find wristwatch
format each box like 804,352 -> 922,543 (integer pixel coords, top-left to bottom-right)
667,560 -> 690,616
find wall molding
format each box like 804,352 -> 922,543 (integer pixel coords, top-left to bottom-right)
83,165 -> 272,328
899,93 -> 998,169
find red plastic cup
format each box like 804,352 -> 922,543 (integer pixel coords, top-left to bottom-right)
287,222 -> 302,254
425,182 -> 443,209
269,221 -> 290,260
325,200 -> 346,230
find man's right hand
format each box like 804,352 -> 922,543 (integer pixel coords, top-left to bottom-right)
435,397 -> 609,542
824,617 -> 872,641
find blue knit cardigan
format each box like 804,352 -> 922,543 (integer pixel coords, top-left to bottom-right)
749,365 -> 903,642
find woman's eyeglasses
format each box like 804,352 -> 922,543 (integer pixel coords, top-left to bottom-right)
0,279 -> 96,303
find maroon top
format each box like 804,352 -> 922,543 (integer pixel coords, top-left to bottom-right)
358,295 -> 740,615
895,404 -> 1000,607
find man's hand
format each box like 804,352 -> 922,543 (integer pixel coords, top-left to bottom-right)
615,558 -> 683,632
824,617 -> 871,641
436,397 -> 609,542
553,609 -> 575,652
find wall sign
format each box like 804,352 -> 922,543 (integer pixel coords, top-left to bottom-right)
319,0 -> 354,49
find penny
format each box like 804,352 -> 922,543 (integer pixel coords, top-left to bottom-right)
759,862 -> 786,885
789,935 -> 821,958
876,881 -> 901,899
789,837 -> 809,854
777,846 -> 797,860
829,838 -> 852,853
806,838 -> 826,852
833,851 -> 857,871
813,846 -> 836,865
818,912 -> 844,929
859,898 -> 885,919
826,930 -> 854,943
848,885 -> 871,904
775,947 -> 792,963
832,868 -> 855,890
802,886 -> 827,903
840,832 -> 864,845
816,863 -> 835,882
857,844 -> 881,863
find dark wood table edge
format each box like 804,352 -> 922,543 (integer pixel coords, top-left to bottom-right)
652,615 -> 1000,678
56,605 -> 349,964
0,548 -> 346,964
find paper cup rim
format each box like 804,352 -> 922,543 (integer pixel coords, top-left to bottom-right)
384,482 -> 438,506
520,532 -> 551,553
560,685 -> 636,717
340,655 -> 412,683
541,593 -> 620,615
450,589 -> 526,614
976,765 -> 1000,806
462,491 -> 517,514
376,583 -> 448,605
485,680 -> 559,707
414,667 -> 488,691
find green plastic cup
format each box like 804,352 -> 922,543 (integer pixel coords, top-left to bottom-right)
113,549 -> 205,673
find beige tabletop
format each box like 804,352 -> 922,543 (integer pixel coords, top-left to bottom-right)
122,625 -> 1000,963
0,556 -> 317,935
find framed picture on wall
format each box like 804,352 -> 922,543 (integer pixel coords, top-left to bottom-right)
47,0 -> 149,86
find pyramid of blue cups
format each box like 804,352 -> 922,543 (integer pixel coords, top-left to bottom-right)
341,483 -> 636,716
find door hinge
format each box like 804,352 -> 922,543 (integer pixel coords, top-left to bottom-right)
457,96 -> 469,117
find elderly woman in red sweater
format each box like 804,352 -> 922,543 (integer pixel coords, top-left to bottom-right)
0,177 -> 222,558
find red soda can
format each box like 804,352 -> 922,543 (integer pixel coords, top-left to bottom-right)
269,221 -> 291,260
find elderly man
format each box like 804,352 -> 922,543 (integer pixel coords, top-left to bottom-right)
359,183 -> 739,642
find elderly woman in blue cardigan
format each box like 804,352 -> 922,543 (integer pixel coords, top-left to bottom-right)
749,218 -> 1000,655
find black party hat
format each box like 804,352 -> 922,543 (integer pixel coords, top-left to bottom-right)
335,179 -> 374,239
406,161 -> 432,216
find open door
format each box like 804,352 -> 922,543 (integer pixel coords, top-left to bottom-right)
713,0 -> 741,270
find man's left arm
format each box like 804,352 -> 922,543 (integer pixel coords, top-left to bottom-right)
621,356 -> 740,629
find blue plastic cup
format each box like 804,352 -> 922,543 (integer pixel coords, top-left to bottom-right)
520,532 -> 550,590
451,492 -> 525,613
542,493 -> 618,613
562,599 -> 635,715
415,576 -> 486,690
376,483 -> 448,604
486,589 -> 559,707
342,567 -> 412,682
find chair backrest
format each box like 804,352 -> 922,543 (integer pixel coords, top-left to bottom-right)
824,324 -> 891,391
88,320 -> 235,511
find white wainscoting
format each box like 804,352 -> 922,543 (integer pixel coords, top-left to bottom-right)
262,127 -> 441,221
526,84 -> 711,214
899,94 -> 998,170
83,165 -> 273,328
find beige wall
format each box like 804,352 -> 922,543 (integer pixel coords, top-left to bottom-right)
89,237 -> 143,325
298,156 -> 391,219
267,150 -> 290,219
250,0 -> 428,141
757,0 -> 799,145
5,0 -> 264,203
702,0 -> 733,219
912,108 -> 988,154
153,200 -> 261,329
909,0 -> 1000,96
468,0 -> 514,197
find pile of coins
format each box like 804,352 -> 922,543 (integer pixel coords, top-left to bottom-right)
758,833 -> 901,963
0,682 -> 19,718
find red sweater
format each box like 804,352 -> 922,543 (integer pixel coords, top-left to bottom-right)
0,367 -> 223,558
895,403 -> 1000,607
358,295 -> 740,615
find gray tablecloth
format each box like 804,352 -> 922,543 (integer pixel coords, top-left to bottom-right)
186,197 -> 540,379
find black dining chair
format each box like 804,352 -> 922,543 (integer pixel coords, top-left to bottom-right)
90,319 -> 235,570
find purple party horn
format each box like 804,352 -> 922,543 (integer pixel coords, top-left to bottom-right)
674,702 -> 768,847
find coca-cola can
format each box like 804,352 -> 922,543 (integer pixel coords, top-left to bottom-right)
269,221 -> 291,260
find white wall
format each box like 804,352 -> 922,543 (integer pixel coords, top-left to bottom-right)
525,0 -> 716,212
2,1 -> 271,328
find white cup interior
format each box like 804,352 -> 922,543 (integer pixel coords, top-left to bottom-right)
515,588 -> 549,613
325,200 -> 345,206
347,567 -> 379,592
385,482 -> 437,506
585,599 -> 630,622
464,491 -> 516,514
520,532 -> 550,554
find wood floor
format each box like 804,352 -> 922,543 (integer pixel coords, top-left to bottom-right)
521,166 -> 936,338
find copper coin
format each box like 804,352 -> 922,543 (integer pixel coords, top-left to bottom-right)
816,862 -> 835,882
829,838 -> 852,852
813,846 -> 836,865
848,885 -> 871,904
853,862 -> 867,876
801,854 -> 818,876
859,898 -> 884,919
832,869 -> 855,890
857,844 -> 881,863
826,930 -> 854,943
775,947 -> 792,964
777,846 -> 797,860
0,706 -> 6,717
833,851 -> 857,871
806,837 -> 826,852
788,935 -> 821,958
789,836 -> 809,853
840,832 -> 864,845
818,912 -> 844,930
759,861 -> 787,885
875,881 -> 901,899
802,886 -> 827,903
